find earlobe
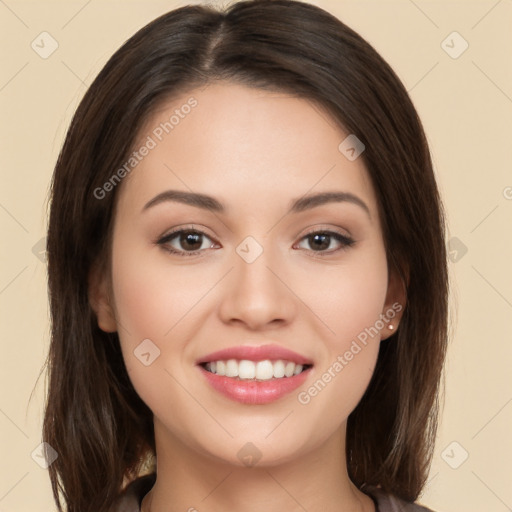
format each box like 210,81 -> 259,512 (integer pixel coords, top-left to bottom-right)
88,264 -> 117,333
382,322 -> 397,341
380,264 -> 408,340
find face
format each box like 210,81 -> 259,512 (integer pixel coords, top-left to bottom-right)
91,82 -> 404,468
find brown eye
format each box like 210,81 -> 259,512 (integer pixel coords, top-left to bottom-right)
296,230 -> 355,254
157,229 -> 216,256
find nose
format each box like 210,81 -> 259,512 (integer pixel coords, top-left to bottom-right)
217,246 -> 298,331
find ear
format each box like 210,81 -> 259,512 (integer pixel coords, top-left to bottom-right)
88,263 -> 117,333
380,263 -> 408,341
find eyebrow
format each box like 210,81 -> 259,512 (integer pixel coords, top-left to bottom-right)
142,189 -> 371,218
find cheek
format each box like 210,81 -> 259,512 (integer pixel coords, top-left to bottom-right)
293,245 -> 387,418
108,236 -> 215,397
110,240 -> 216,342
295,242 -> 389,344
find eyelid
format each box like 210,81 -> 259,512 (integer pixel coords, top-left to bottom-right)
298,224 -> 353,240
157,224 -> 215,240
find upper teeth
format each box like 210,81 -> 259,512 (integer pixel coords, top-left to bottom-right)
204,359 -> 305,380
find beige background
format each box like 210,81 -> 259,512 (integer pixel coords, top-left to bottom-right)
1,0 -> 511,511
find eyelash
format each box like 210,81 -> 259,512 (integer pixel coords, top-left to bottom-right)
156,226 -> 355,258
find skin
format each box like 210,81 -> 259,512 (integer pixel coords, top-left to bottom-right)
90,82 -> 406,512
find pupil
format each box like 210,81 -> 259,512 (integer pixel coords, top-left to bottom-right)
181,232 -> 201,250
311,233 -> 329,250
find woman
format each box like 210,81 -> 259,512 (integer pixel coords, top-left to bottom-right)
43,1 -> 449,511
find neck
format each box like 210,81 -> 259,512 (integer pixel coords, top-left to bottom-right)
142,419 -> 374,512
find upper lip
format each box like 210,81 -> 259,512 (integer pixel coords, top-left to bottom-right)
197,344 -> 313,365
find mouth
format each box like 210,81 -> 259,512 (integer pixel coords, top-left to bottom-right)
197,362 -> 313,404
196,344 -> 314,404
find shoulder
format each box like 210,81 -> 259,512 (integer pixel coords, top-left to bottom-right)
109,473 -> 156,512
362,485 -> 438,512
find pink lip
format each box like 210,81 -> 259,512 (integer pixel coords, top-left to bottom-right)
197,344 -> 313,365
198,365 -> 313,405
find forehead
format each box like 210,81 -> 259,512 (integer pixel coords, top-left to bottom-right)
117,81 -> 378,218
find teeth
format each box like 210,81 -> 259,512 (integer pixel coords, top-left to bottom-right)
225,359 -> 238,377
255,360 -> 273,380
239,359 -> 256,379
273,360 -> 285,378
203,359 -> 306,380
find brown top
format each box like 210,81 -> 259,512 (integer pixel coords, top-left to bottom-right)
110,474 -> 438,512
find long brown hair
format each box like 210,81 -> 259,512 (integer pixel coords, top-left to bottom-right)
43,1 -> 449,510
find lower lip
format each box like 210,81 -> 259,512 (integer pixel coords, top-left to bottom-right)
198,365 -> 312,405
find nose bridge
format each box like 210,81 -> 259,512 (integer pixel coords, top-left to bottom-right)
236,241 -> 277,291
218,235 -> 295,328
235,235 -> 283,299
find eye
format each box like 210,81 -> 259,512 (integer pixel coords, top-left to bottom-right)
156,227 -> 217,257
156,227 -> 355,258
295,229 -> 355,255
